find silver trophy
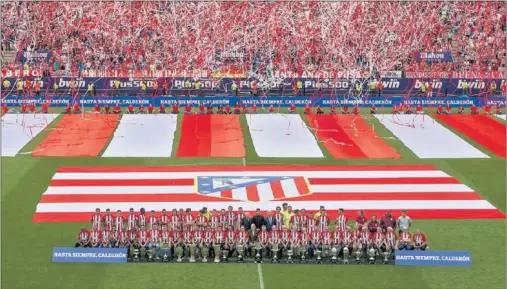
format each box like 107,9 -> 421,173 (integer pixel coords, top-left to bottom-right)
343,247 -> 350,264
189,243 -> 196,263
147,247 -> 154,262
202,246 -> 209,263
176,245 -> 183,262
161,245 -> 170,262
213,244 -> 221,263
236,244 -> 245,263
323,245 -> 330,259
300,245 -> 307,263
355,250 -> 362,264
271,243 -> 279,263
287,249 -> 294,263
382,251 -> 390,264
368,248 -> 376,264
330,247 -> 338,264
133,248 -> 140,262
316,249 -> 323,264
254,242 -> 262,263
221,249 -> 229,262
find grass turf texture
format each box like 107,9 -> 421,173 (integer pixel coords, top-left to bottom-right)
2,109 -> 506,289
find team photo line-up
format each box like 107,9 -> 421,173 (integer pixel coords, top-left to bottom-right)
4,99 -> 505,115
75,204 -> 426,264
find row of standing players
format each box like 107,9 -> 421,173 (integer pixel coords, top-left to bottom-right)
5,101 -> 504,115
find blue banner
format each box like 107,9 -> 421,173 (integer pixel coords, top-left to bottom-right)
52,247 -> 128,263
2,96 -> 505,108
15,50 -> 52,64
1,77 -> 503,98
417,51 -> 453,63
395,250 -> 471,267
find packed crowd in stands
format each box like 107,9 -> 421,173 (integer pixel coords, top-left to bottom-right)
1,2 -> 505,75
75,204 -> 427,261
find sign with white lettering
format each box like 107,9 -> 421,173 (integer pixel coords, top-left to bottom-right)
395,250 -> 471,266
52,247 -> 128,263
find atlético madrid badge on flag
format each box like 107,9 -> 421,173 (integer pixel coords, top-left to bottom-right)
32,165 -> 504,222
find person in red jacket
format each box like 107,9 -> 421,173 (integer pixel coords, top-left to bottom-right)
370,104 -> 376,114
242,104 -> 248,114
65,103 -> 71,114
172,103 -> 179,114
316,105 -> 323,115
501,80 -> 506,96
329,105 -> 336,115
93,103 -> 101,113
412,229 -> 428,251
436,105 -> 443,115
288,103 -> 296,114
416,104 -> 423,114
29,103 -> 36,113
207,104 -> 214,114
104,104 -> 111,114
41,102 -> 49,113
2,104 -> 8,114
342,105 -> 349,114
304,104 -> 311,114
113,104 -> 121,114
252,104 -> 258,114
268,105 -> 275,114
20,103 -> 28,113
73,102 -> 81,113
484,104 -> 492,115
225,104 -> 231,114
391,105 -> 398,114
495,104 -> 503,115
234,103 -> 241,114
396,104 -> 404,114
159,103 -> 166,114
147,104 -> 154,114
404,104 -> 413,115
138,104 -> 145,114
353,104 -> 359,115
470,104 -> 478,115
445,104 -> 452,114
198,103 -> 205,114
184,104 -> 192,114
127,104 -> 134,114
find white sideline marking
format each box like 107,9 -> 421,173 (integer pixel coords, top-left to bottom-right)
257,263 -> 265,289
242,158 -> 247,166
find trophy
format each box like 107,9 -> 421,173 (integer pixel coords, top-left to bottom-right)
189,243 -> 196,263
382,251 -> 390,264
300,245 -> 307,263
176,245 -> 183,262
271,244 -> 279,263
161,246 -> 169,262
213,244 -> 221,263
342,247 -> 349,264
133,248 -> 140,262
236,244 -> 245,263
202,246 -> 209,263
287,249 -> 294,264
147,247 -> 154,262
368,248 -> 376,264
316,249 -> 323,264
253,242 -> 262,263
221,249 -> 229,262
355,250 -> 362,264
330,247 -> 338,264
323,245 -> 330,259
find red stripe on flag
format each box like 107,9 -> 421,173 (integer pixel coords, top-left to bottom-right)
221,190 -> 233,199
270,181 -> 286,199
50,179 -> 194,187
245,185 -> 260,202
294,177 -> 310,196
39,194 -> 234,203
32,209 -> 506,222
284,192 -> 483,201
56,164 -> 438,173
308,177 -> 460,185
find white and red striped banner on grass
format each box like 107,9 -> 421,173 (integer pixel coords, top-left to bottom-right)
33,165 -> 505,222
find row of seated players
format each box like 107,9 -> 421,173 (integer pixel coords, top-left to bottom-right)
6,102 -> 504,116
75,224 -> 428,261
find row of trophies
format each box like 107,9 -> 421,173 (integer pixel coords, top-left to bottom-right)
131,242 -> 393,265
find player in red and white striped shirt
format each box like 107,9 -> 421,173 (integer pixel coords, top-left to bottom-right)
127,208 -> 137,231
138,225 -> 150,259
258,225 -> 269,257
306,213 -> 316,233
335,208 -> 348,232
210,210 -> 220,230
114,210 -> 125,232
148,210 -> 159,228
150,224 -> 161,259
224,225 -> 236,255
183,209 -> 194,231
226,206 -> 236,229
237,226 -> 249,254
236,207 -> 247,230
289,209 -> 302,232
280,225 -> 290,257
274,207 -> 284,231
219,209 -> 228,229
289,227 -> 300,259
372,228 -> 386,256
196,211 -> 208,231
103,209 -> 113,231
300,209 -> 309,229
343,226 -> 354,255
75,227 -> 91,247
359,227 -> 371,253
160,209 -> 169,226
203,225 -> 214,258
138,208 -> 147,228
171,209 -> 180,231
268,226 -> 280,259
317,210 -> 329,232
91,208 -> 102,230
101,229 -> 113,248
399,228 -> 413,250
385,227 -> 398,257
412,229 -> 428,251
117,230 -> 128,248
160,225 -> 171,259
90,228 -> 101,248
322,229 -> 332,257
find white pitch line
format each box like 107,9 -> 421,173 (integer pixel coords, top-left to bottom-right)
257,263 -> 265,289
242,158 -> 247,166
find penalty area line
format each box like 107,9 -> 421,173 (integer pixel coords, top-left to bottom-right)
257,263 -> 265,289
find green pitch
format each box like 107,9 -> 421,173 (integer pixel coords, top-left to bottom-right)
1,110 -> 505,289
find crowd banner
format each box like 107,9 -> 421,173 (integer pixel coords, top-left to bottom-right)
1,77 -> 504,98
15,50 -> 52,64
417,51 -> 453,63
380,71 -> 403,78
3,96 -> 505,108
52,247 -> 128,263
394,250 -> 471,267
